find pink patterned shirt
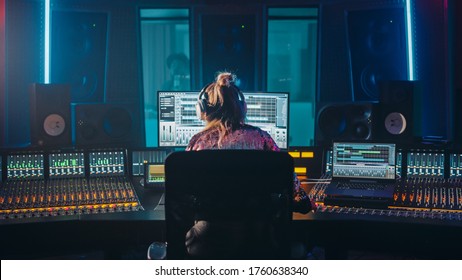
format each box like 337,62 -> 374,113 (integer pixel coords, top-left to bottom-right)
186,124 -> 279,151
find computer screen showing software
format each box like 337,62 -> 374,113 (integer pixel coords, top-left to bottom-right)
157,91 -> 289,149
332,142 -> 396,180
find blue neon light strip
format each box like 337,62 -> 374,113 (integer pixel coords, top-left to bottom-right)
406,0 -> 414,80
44,0 -> 50,83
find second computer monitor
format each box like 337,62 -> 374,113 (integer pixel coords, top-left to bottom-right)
158,91 -> 289,149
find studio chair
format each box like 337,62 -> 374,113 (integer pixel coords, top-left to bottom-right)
164,150 -> 294,260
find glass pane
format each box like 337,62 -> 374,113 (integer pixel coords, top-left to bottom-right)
140,15 -> 190,147
267,17 -> 317,147
268,8 -> 317,17
140,9 -> 189,18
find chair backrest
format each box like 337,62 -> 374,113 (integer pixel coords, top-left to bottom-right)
164,150 -> 294,259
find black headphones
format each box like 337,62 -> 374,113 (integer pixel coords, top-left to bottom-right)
195,82 -> 246,119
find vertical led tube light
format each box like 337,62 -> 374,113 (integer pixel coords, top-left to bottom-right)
44,0 -> 50,83
406,0 -> 414,80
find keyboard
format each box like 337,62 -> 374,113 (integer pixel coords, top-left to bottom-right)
336,182 -> 389,191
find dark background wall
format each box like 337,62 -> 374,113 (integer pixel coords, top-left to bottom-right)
455,1 -> 462,90
1,0 -> 460,148
4,0 -> 43,147
0,0 -> 5,147
413,0 -> 451,140
49,0 -> 141,102
452,0 -> 462,146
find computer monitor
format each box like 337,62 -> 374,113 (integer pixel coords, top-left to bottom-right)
157,91 -> 289,149
332,142 -> 396,180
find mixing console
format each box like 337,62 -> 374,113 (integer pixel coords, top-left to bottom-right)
392,178 -> 462,210
314,204 -> 462,221
0,149 -> 142,220
308,148 -> 462,217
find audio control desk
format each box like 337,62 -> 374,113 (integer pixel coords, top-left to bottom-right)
293,206 -> 462,259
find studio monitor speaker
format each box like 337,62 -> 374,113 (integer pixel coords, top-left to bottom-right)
316,102 -> 376,147
72,103 -> 141,147
377,80 -> 421,146
51,11 -> 108,102
347,7 -> 408,101
29,83 -> 72,147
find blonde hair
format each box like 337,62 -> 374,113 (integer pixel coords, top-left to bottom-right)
202,71 -> 246,147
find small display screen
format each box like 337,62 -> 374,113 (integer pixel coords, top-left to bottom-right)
132,149 -> 171,176
7,153 -> 44,180
49,152 -> 85,178
450,153 -> 462,177
332,142 -> 396,180
144,163 -> 165,188
407,151 -> 444,177
396,151 -> 403,178
325,150 -> 333,176
89,150 -> 125,176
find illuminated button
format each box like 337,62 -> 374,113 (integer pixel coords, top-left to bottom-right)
301,152 -> 314,158
289,152 -> 300,158
294,167 -> 307,175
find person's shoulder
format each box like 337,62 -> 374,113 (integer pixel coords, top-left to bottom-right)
187,128 -> 218,150
241,124 -> 280,151
186,131 -> 204,150
241,124 -> 262,132
189,129 -> 209,143
241,124 -> 269,136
